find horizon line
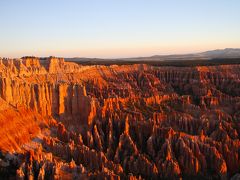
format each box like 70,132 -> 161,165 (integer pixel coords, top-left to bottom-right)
1,48 -> 240,60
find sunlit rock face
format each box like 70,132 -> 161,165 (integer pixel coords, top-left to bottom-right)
0,57 -> 240,179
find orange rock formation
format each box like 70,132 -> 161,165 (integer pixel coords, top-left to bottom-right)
0,57 -> 240,179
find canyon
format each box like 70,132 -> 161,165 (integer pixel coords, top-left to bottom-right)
0,56 -> 240,179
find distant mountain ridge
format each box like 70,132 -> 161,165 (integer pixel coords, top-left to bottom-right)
65,48 -> 240,62
200,48 -> 240,58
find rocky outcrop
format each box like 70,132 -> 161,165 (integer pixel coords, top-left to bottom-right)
0,58 -> 240,179
0,77 -> 96,126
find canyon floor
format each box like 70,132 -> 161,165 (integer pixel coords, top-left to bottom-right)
0,57 -> 240,179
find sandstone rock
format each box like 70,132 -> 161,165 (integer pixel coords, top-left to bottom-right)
0,59 -> 240,179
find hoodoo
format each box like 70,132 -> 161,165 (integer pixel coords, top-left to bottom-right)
0,57 -> 240,179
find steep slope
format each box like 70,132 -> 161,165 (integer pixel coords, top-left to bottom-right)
0,98 -> 47,152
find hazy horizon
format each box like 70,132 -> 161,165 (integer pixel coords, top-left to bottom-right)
1,0 -> 240,58
1,48 -> 240,60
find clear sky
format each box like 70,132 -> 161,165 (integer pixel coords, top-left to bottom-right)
0,0 -> 240,58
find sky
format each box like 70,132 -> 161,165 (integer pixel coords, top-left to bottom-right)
0,0 -> 240,58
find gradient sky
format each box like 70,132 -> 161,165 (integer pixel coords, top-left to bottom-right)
1,0 -> 240,58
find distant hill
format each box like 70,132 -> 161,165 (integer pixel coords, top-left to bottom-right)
65,48 -> 240,62
199,48 -> 240,58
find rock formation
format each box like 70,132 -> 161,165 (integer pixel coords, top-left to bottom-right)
0,57 -> 240,179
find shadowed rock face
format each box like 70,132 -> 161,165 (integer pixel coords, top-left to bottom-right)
0,57 -> 240,179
